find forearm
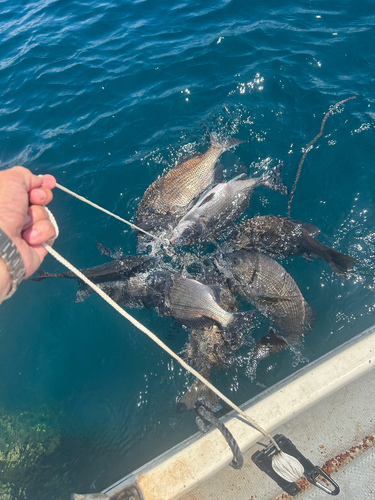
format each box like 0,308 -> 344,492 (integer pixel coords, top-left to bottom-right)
0,257 -> 12,304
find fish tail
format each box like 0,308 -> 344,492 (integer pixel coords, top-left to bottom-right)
219,136 -> 244,152
303,236 -> 359,277
177,378 -> 220,413
323,247 -> 359,278
204,127 -> 243,152
31,269 -> 57,281
96,241 -> 113,257
261,163 -> 288,195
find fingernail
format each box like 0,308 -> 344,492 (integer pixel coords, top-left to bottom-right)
24,214 -> 31,225
29,229 -> 39,242
38,189 -> 47,201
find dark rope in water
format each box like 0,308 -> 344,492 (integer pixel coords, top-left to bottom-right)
194,401 -> 244,469
287,96 -> 356,218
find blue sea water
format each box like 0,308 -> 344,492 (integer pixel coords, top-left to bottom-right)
0,0 -> 375,498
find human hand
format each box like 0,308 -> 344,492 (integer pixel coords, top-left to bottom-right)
0,166 -> 57,280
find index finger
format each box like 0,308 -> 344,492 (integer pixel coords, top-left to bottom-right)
40,174 -> 56,189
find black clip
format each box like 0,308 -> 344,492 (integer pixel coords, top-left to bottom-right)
251,434 -> 340,496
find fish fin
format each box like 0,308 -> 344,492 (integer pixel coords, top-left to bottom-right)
201,125 -> 221,146
214,163 -> 224,183
254,292 -> 289,302
251,328 -> 288,361
302,303 -> 316,334
268,302 -> 315,346
199,215 -> 207,227
203,126 -> 244,151
31,269 -> 55,281
96,242 -> 124,260
178,265 -> 189,278
323,248 -> 359,277
303,236 -> 359,277
177,378 -> 219,413
268,327 -> 282,340
259,292 -> 301,303
198,192 -> 216,207
260,163 -> 288,195
274,330 -> 302,346
209,284 -> 222,303
96,242 -> 114,258
220,137 -> 244,151
201,123 -> 211,138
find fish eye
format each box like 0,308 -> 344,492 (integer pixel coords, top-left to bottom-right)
232,257 -> 240,265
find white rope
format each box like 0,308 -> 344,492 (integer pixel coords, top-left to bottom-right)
55,182 -> 168,246
43,207 -> 59,239
42,239 -> 280,450
272,451 -> 305,482
41,191 -> 315,471
37,180 -> 313,476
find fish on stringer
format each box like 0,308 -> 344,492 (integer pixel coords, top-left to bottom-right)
222,215 -> 359,279
168,275 -> 256,333
177,284 -> 256,413
170,163 -> 288,246
215,250 -> 316,347
32,242 -> 160,284
136,129 -> 242,251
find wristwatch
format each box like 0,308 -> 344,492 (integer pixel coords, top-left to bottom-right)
0,228 -> 26,300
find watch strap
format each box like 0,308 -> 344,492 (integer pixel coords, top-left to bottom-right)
0,228 -> 26,299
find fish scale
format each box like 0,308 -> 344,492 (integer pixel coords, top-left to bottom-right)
250,256 -> 311,336
136,134 -> 242,225
222,215 -> 358,278
217,251 -> 316,345
171,164 -> 287,245
169,276 -> 233,328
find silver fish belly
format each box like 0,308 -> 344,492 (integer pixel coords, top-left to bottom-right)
171,164 -> 287,245
169,277 -> 233,328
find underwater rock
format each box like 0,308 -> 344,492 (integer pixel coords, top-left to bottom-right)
0,404 -> 61,499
